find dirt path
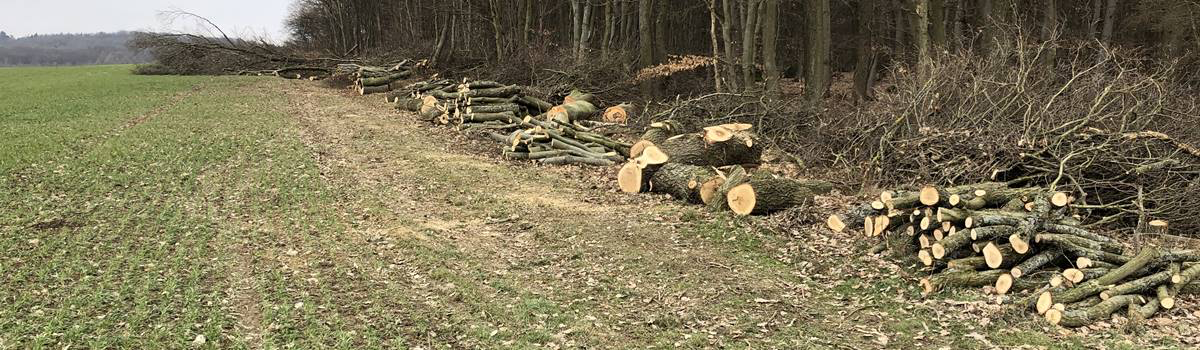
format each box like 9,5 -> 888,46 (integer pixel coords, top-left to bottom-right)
239,79 -> 1195,349
270,80 -> 852,348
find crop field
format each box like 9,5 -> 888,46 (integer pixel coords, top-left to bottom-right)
0,65 -> 1191,349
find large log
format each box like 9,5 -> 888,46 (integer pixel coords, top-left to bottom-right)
546,100 -> 598,123
657,132 -> 762,167
602,103 -> 637,124
360,71 -> 411,86
725,176 -> 816,215
649,163 -> 720,204
640,120 -> 687,145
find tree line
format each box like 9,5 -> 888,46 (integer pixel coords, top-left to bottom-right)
284,0 -> 1197,100
0,31 -> 153,67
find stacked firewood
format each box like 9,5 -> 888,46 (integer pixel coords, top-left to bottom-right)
394,78 -> 634,166
829,183 -> 1200,327
344,61 -> 416,95
618,122 -> 832,215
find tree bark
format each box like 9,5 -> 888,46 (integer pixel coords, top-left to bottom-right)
638,0 -> 655,97
854,0 -> 877,101
761,0 -> 780,96
1101,0 -> 1117,44
929,0 -> 946,48
910,0 -> 931,77
805,0 -> 832,101
1041,0 -> 1058,67
741,0 -> 761,90
601,0 -> 614,59
708,0 -> 723,92
721,0 -> 740,91
649,163 -> 720,204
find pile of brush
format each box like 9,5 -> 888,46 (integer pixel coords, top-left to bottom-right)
830,183 -> 1200,327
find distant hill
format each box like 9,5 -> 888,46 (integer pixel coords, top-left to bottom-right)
0,31 -> 153,66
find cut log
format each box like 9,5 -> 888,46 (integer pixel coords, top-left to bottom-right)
657,132 -> 762,166
827,215 -> 847,233
640,120 -> 686,145
516,95 -> 554,114
465,104 -> 524,114
1034,233 -> 1123,255
649,163 -> 719,204
921,269 -> 1006,295
919,186 -> 942,206
1099,269 -> 1173,300
634,145 -> 670,167
629,140 -> 654,158
1045,295 -> 1142,327
700,177 -> 725,205
703,126 -> 734,143
947,256 -> 988,270
602,103 -> 636,124
563,89 -> 596,104
724,175 -> 818,215
1050,248 -> 1158,305
618,161 -> 648,193
546,100 -> 598,123
983,243 -> 1024,269
1050,192 -> 1071,207
1011,249 -> 1061,279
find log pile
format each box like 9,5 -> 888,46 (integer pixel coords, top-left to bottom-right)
344,61 -> 416,95
394,78 -> 632,166
829,183 -> 1200,327
618,122 -> 832,215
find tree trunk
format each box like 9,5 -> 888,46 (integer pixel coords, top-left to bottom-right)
929,0 -> 946,48
708,0 -> 723,92
571,0 -> 582,57
654,0 -> 668,64
721,0 -> 740,91
805,0 -> 832,101
893,0 -> 906,53
1041,0 -> 1057,68
638,0 -> 655,97
741,0 -> 761,90
1101,0 -> 1117,44
657,132 -> 763,167
761,0 -> 780,96
522,0 -> 533,47
649,163 -> 720,204
910,0 -> 931,77
580,2 -> 594,59
854,0 -> 877,101
602,0 -> 614,59
489,0 -> 504,61
1086,0 -> 1100,40
951,0 -> 963,49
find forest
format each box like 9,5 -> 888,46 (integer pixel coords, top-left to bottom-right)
0,31 -> 152,66
122,0 -> 1200,336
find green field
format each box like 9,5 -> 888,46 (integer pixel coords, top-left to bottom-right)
0,65 -> 1187,349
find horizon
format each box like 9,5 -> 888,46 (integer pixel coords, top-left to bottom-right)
0,0 -> 292,42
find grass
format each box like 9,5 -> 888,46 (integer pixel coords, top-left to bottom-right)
0,65 -> 1190,349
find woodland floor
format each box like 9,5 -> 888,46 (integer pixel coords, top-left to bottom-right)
1,66 -> 1198,349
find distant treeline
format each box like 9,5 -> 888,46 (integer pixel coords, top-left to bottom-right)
0,31 -> 153,66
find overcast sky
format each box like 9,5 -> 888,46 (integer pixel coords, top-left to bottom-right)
1,0 -> 294,40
